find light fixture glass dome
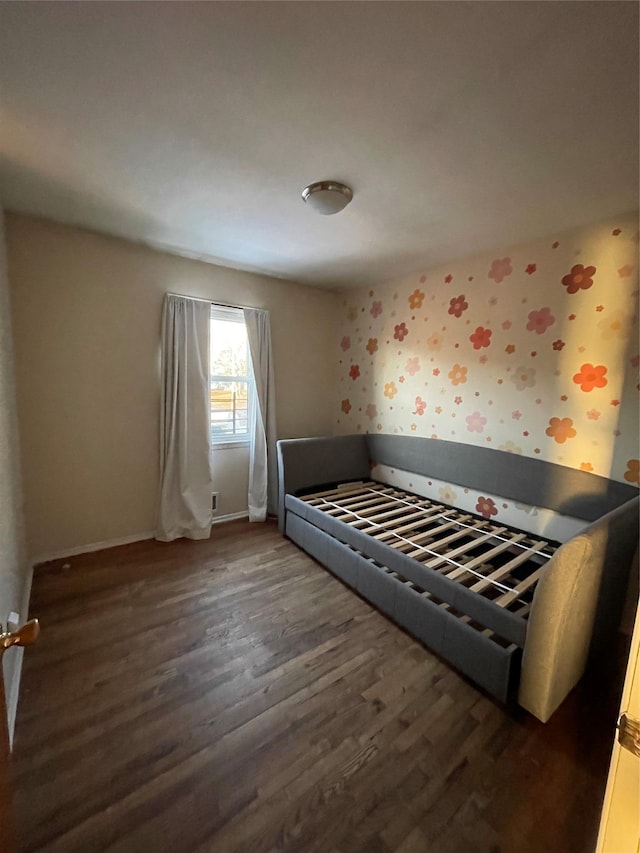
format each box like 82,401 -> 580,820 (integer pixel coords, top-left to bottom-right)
302,181 -> 353,215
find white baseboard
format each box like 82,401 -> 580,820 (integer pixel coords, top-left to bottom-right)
32,530 -> 156,566
212,510 -> 249,525
32,512 -> 251,566
7,562 -> 34,749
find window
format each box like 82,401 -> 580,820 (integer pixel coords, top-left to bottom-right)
210,305 -> 253,445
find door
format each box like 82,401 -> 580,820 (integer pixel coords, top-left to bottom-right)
0,620 -> 40,853
0,665 -> 17,853
596,600 -> 640,852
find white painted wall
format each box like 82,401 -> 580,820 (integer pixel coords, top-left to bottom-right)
6,213 -> 338,561
0,209 -> 30,742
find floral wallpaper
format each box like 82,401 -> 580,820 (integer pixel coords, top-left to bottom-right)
336,216 -> 639,488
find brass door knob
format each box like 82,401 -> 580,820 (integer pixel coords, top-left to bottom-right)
0,618 -> 40,654
617,712 -> 640,758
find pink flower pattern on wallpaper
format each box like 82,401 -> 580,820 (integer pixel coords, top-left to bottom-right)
336,220 -> 638,482
413,396 -> 426,416
405,357 -> 421,376
510,367 -> 536,391
448,295 -> 469,318
488,257 -> 512,283
365,403 -> 378,420
573,363 -> 608,392
394,323 -> 409,342
526,307 -> 555,334
469,326 -> 492,349
466,411 -> 487,433
561,263 -> 596,294
476,496 -> 498,519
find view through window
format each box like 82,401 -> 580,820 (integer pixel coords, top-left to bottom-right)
210,306 -> 252,443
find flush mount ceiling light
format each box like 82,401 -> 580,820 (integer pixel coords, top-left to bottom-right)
301,180 -> 353,215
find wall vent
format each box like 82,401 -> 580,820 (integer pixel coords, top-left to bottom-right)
211,492 -> 219,514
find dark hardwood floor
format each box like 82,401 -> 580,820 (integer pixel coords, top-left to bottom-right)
11,520 -> 625,853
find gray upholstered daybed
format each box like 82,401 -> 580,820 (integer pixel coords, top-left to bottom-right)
277,434 -> 639,722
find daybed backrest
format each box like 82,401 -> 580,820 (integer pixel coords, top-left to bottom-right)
276,435 -> 370,532
366,434 -> 637,520
518,495 -> 640,722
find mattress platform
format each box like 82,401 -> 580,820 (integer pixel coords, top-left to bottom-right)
285,480 -> 560,701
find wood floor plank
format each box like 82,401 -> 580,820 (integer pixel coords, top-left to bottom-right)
11,518 -> 627,853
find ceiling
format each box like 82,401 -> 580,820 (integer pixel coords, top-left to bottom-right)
0,2 -> 638,289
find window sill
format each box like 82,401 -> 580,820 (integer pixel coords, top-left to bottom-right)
211,440 -> 250,451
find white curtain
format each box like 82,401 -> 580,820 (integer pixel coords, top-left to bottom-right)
156,295 -> 213,541
243,308 -> 277,521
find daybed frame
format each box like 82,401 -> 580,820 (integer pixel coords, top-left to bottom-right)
277,435 -> 639,722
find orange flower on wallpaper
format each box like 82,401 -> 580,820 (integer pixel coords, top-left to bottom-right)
546,417 -> 577,444
384,381 -> 398,399
580,462 -> 594,472
349,364 -> 360,380
448,364 -> 468,385
394,322 -> 409,342
476,496 -> 498,519
448,294 -> 469,318
341,399 -> 352,414
624,459 -> 640,485
409,289 -> 425,309
573,363 -> 608,392
469,326 -> 492,349
561,263 -> 596,294
366,337 -> 378,355
597,310 -> 628,340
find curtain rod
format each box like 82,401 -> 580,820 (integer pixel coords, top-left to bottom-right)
166,292 -> 261,312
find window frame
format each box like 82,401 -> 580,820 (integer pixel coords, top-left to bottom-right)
209,305 -> 254,449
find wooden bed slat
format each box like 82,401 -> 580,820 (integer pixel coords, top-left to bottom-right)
469,540 -> 548,594
296,483 -> 558,612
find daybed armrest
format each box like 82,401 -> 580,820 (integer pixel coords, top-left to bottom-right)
519,495 -> 639,722
276,435 -> 370,532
